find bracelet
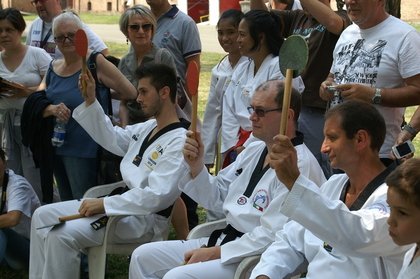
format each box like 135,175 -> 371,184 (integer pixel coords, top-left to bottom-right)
402,123 -> 418,137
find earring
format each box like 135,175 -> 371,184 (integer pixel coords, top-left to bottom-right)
126,38 -> 129,45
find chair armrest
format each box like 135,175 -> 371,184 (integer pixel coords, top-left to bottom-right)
187,218 -> 227,240
234,255 -> 261,279
83,180 -> 126,198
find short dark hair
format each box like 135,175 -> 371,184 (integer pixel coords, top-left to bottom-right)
217,9 -> 244,29
255,79 -> 301,121
0,8 -> 26,33
325,101 -> 386,152
135,64 -> 177,103
386,158 -> 420,208
242,10 -> 284,56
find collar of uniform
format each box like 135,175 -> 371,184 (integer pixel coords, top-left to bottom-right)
163,5 -> 179,19
291,131 -> 304,146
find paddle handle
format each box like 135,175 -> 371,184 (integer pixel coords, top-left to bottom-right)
58,213 -> 84,222
191,95 -> 198,133
279,69 -> 294,135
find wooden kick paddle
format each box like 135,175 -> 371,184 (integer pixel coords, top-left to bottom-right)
36,213 -> 85,230
278,35 -> 308,135
75,29 -> 89,97
186,61 -> 200,133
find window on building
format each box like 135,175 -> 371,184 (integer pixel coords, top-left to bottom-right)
88,2 -> 92,11
107,2 -> 112,11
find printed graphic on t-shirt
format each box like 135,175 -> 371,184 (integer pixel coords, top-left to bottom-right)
333,39 -> 387,86
294,23 -> 326,42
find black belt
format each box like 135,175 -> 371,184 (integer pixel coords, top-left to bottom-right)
207,224 -> 244,247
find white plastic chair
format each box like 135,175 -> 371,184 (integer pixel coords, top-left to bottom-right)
83,181 -> 172,279
187,219 -> 305,279
186,219 -> 259,279
186,218 -> 227,240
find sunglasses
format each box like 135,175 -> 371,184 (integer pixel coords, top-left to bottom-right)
247,106 -> 281,117
128,23 -> 153,32
31,0 -> 48,6
54,32 -> 76,43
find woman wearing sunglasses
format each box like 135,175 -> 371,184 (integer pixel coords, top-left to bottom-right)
31,11 -> 137,201
0,8 -> 51,203
118,5 -> 177,127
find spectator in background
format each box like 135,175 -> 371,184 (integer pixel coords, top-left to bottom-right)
396,106 -> 420,145
146,0 -> 201,101
146,0 -> 202,230
117,4 -> 177,127
386,158 -> 420,279
0,147 -> 40,270
201,9 -> 247,171
222,9 -> 304,167
251,0 -> 351,178
201,9 -> 247,222
0,8 -> 51,203
34,12 -> 136,201
320,0 -> 420,166
26,0 -> 108,58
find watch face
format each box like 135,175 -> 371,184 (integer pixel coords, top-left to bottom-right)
372,88 -> 382,104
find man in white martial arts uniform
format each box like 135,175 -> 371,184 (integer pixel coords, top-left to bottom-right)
251,100 -> 411,279
29,64 -> 188,279
130,79 -> 326,279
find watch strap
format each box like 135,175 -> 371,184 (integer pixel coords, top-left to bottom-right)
402,123 -> 418,137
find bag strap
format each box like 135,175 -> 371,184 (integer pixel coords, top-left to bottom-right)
88,52 -> 113,117
154,48 -> 165,64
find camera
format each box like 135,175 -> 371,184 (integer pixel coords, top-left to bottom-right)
392,140 -> 415,159
326,86 -> 338,93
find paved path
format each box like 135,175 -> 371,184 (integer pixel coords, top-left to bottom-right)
24,21 -> 225,54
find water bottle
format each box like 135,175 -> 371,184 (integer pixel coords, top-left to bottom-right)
51,118 -> 66,147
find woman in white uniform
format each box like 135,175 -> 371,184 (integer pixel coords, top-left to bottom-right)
221,9 -> 304,166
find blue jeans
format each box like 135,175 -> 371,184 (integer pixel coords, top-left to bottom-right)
0,228 -> 30,269
54,155 -> 98,200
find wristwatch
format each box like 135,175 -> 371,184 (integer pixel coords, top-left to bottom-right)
402,123 -> 418,137
372,88 -> 382,105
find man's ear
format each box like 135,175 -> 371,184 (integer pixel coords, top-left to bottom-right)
287,108 -> 295,121
355,129 -> 370,151
159,85 -> 170,100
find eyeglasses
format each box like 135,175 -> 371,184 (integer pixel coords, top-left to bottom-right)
31,0 -> 48,6
247,106 -> 281,117
54,32 -> 76,43
128,23 -> 153,32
